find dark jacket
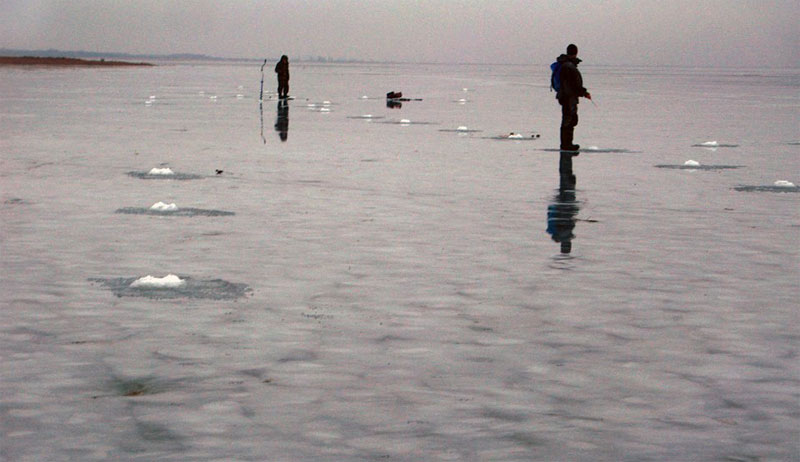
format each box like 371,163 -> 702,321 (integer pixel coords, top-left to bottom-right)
556,54 -> 587,102
275,60 -> 289,82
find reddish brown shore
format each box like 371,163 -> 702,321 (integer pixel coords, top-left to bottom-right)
0,56 -> 153,66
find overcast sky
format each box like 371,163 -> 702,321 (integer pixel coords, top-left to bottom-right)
1,0 -> 797,67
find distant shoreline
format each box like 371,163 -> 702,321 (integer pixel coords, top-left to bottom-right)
0,56 -> 152,67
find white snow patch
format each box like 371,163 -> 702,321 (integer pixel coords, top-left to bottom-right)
774,180 -> 795,187
130,274 -> 185,289
508,133 -> 523,139
147,168 -> 175,176
362,114 -> 372,118
150,202 -> 178,212
457,126 -> 469,131
361,95 -> 369,99
700,141 -> 719,147
400,119 -> 411,124
684,160 -> 701,166
585,146 -> 600,151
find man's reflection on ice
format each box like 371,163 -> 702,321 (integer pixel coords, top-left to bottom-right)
275,99 -> 289,142
546,152 -> 580,254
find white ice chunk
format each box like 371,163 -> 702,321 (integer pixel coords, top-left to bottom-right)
457,126 -> 469,131
683,160 -> 701,166
508,133 -> 523,139
320,107 -> 331,112
585,146 -> 600,151
147,167 -> 175,176
322,100 -> 331,105
236,94 -> 244,99
463,88 -> 469,92
400,119 -> 411,124
149,95 -> 156,100
209,95 -> 217,100
150,201 -> 178,211
361,95 -> 369,99
774,180 -> 795,187
700,141 -> 719,147
458,99 -> 467,103
362,114 -> 373,118
130,274 -> 185,289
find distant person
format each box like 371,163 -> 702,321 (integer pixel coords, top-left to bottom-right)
554,44 -> 591,151
275,55 -> 290,98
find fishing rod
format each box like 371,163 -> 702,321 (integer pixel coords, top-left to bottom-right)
259,59 -> 267,102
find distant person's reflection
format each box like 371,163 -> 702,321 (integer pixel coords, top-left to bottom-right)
275,99 -> 289,142
546,152 -> 579,254
386,99 -> 402,109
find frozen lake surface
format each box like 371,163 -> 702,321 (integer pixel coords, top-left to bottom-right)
1,61 -> 799,461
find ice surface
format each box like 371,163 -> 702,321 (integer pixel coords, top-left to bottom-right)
2,62 -> 799,461
130,274 -> 185,288
149,201 -> 178,211
147,167 -> 175,176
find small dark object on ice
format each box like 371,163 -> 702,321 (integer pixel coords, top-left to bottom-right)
215,169 -> 223,175
386,91 -> 421,102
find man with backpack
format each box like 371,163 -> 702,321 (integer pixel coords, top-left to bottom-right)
552,44 -> 591,151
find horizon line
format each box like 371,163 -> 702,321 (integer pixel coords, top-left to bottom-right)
1,48 -> 797,70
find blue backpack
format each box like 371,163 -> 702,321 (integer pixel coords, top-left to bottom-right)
550,61 -> 562,92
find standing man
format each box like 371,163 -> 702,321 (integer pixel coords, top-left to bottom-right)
556,44 -> 591,151
275,55 -> 290,99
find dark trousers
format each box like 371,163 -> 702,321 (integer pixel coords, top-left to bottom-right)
278,80 -> 289,98
560,97 -> 579,148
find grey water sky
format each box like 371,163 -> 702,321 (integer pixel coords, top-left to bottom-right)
1,0 -> 797,67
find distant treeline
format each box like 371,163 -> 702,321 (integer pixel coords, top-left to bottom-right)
0,49 -> 383,64
0,48 -> 229,62
0,56 -> 152,67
